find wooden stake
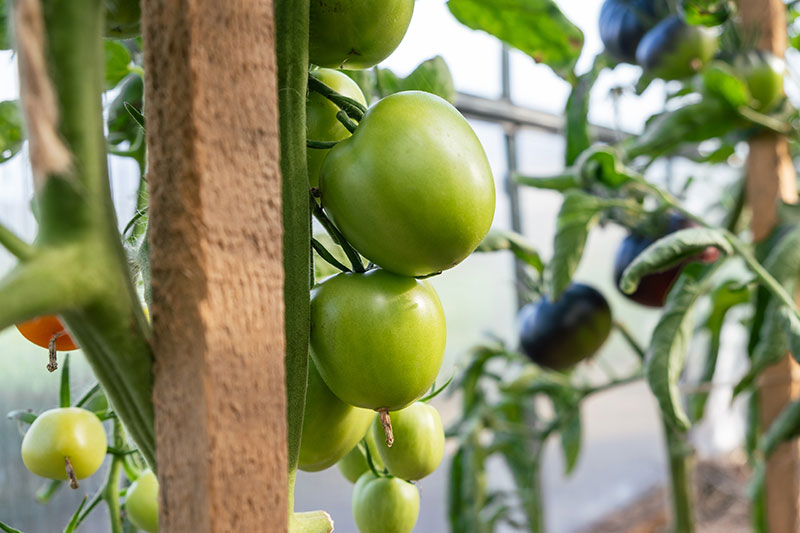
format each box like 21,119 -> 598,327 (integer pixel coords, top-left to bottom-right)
739,2 -> 800,532
142,1 -> 287,531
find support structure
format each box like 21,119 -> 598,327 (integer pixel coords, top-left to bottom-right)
142,1 -> 288,531
739,2 -> 800,531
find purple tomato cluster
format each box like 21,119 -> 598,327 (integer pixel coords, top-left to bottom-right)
301,4 -> 496,531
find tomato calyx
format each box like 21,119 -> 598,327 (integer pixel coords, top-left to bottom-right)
47,331 -> 67,372
377,408 -> 394,448
64,456 -> 79,489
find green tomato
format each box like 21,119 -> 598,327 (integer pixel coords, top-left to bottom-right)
320,91 -> 495,277
104,0 -> 141,39
307,69 -> 367,188
735,50 -> 784,112
372,402 -> 444,481
310,269 -> 446,411
126,469 -> 159,533
299,359 -> 375,472
21,407 -> 107,481
337,427 -> 384,483
309,0 -> 414,70
352,472 -> 419,533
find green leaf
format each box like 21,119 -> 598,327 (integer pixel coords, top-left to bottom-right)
559,408 -> 581,475
104,40 -> 132,90
575,146 -> 638,189
59,354 -> 71,408
620,227 -> 732,295
107,75 -> 144,147
447,0 -> 583,81
35,479 -> 63,504
682,0 -> 733,26
646,263 -> 708,430
734,301 -> 787,397
761,397 -> 800,457
688,280 -> 751,421
761,225 -> 800,287
62,495 -> 88,533
0,100 -> 23,163
376,56 -> 456,103
780,306 -> 800,366
514,172 -> 577,191
625,98 -> 738,160
701,63 -> 750,109
0,520 -> 23,533
565,56 -> 606,166
548,191 -> 608,299
0,0 -> 9,50
475,229 -> 544,274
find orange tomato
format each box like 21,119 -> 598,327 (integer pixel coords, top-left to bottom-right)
16,316 -> 78,351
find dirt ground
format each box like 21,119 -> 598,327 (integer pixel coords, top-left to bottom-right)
582,455 -> 752,533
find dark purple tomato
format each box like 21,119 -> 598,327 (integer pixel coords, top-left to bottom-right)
599,0 -> 666,63
518,284 -> 612,371
635,15 -> 718,80
613,214 -> 719,307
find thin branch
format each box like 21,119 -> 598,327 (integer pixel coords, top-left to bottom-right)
307,74 -> 366,120
0,221 -> 35,261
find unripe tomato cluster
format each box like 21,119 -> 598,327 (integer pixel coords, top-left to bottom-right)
302,4 -> 496,531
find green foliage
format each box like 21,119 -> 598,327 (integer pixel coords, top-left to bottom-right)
0,100 -> 23,163
762,397 -> 800,457
376,56 -> 456,103
565,56 -> 607,166
475,229 -> 544,274
646,264 -> 711,431
447,0 -> 583,81
681,0 -> 734,26
619,227 -> 732,295
104,41 -> 133,90
0,0 -> 9,50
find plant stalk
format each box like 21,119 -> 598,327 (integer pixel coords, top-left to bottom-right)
662,419 -> 695,533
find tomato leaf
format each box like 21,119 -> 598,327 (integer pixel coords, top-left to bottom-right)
575,146 -> 638,189
619,227 -> 731,295
0,100 -> 23,163
780,306 -> 800,366
565,55 -> 607,166
514,172 -> 577,191
62,495 -> 88,533
559,407 -> 581,475
59,354 -> 71,408
548,191 -> 606,300
107,75 -> 144,147
701,63 -> 750,109
104,40 -> 132,90
0,520 -> 23,533
688,280 -> 751,421
475,229 -> 544,274
0,0 -> 9,50
761,225 -> 800,286
761,397 -> 800,457
681,0 -> 733,26
646,263 -> 708,431
733,301 -> 787,397
446,0 -> 583,81
377,56 -> 456,103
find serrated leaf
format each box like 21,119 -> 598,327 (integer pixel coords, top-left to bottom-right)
104,40 -> 132,90
646,263 -> 708,431
548,191 -> 606,300
761,397 -> 800,457
447,0 -> 583,81
733,301 -> 787,397
376,56 -> 456,103
620,227 -> 732,295
688,280 -> 751,421
559,409 -> 581,475
475,229 -> 544,274
0,100 -> 23,163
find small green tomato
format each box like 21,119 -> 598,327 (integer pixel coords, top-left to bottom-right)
352,471 -> 420,533
21,407 -> 107,481
126,469 -> 159,533
372,402 -> 444,480
337,427 -> 384,483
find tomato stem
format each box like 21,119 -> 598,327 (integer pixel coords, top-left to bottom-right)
311,195 -> 365,273
307,139 -> 339,149
377,408 -> 394,447
335,110 -> 358,133
307,74 -> 366,120
311,238 -> 351,273
0,222 -> 35,261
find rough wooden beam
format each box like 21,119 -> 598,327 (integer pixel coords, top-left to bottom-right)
142,1 -> 288,531
739,2 -> 800,532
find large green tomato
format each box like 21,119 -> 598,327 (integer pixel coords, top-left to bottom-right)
309,0 -> 414,69
21,407 -> 107,480
126,470 -> 159,533
298,359 -> 375,472
104,0 -> 141,39
337,428 -> 384,483
307,69 -> 367,188
320,91 -> 496,277
310,269 -> 446,410
372,402 -> 444,481
352,472 -> 419,533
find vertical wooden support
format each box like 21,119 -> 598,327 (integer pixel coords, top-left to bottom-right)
739,2 -> 800,531
142,1 -> 288,531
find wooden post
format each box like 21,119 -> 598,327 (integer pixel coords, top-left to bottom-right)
142,1 -> 288,531
739,2 -> 800,531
